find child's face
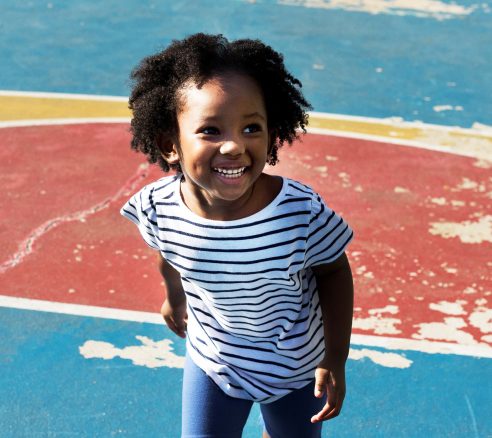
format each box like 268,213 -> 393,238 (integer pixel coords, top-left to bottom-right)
169,72 -> 270,215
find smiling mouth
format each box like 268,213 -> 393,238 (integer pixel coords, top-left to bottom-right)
213,167 -> 247,178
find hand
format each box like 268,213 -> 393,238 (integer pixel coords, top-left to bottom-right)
161,298 -> 188,338
311,357 -> 346,423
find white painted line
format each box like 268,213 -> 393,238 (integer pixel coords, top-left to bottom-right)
2,118 -> 491,161
306,126 -> 491,160
0,118 -> 130,129
0,294 -> 162,325
2,90 -> 491,137
1,295 -> 491,358
0,89 -> 128,102
309,111 -> 492,137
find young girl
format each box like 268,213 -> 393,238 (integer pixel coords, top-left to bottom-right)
121,33 -> 354,438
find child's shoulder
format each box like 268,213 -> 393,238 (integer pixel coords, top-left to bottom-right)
136,174 -> 179,197
283,176 -> 317,198
127,174 -> 179,210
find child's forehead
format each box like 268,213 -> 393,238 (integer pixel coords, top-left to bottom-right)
180,70 -> 257,92
177,72 -> 265,110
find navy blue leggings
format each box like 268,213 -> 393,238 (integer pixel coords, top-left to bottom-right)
182,355 -> 325,438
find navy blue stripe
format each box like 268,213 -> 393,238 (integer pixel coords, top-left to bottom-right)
154,210 -> 310,230
278,196 -> 311,206
170,258 -> 304,276
305,228 -> 353,267
156,234 -> 307,254
160,247 -> 305,266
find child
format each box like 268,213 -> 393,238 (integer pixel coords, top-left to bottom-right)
121,33 -> 354,438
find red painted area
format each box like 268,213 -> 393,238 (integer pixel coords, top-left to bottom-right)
1,124 -> 490,345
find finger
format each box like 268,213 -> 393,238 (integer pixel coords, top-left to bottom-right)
314,368 -> 329,398
311,391 -> 345,423
164,316 -> 185,338
175,321 -> 187,338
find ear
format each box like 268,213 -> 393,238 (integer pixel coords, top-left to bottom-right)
157,135 -> 180,165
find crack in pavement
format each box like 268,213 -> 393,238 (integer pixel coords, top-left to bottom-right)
0,163 -> 149,274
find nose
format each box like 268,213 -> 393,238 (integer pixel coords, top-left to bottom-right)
219,139 -> 245,156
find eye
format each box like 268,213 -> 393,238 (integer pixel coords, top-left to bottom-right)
244,124 -> 262,134
200,126 -> 220,135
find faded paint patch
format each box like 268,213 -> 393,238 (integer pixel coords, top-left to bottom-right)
428,197 -> 466,207
453,177 -> 487,192
394,186 -> 410,193
429,300 -> 467,315
440,263 -> 458,274
413,317 -> 477,344
277,0 -> 479,20
79,336 -> 415,371
368,305 -> 399,315
433,105 -> 463,112
325,155 -> 338,161
469,306 -> 492,334
79,336 -> 185,369
429,215 -> 492,244
473,159 -> 492,169
353,315 -> 402,335
349,348 -> 412,368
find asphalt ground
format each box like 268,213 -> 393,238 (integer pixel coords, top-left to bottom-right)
1,1 -> 491,437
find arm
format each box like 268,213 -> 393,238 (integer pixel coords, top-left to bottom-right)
158,252 -> 188,338
310,252 -> 354,423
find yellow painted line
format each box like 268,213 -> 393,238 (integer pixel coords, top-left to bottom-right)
1,92 -> 491,161
0,95 -> 131,120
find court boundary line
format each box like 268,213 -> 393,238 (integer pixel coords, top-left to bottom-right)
0,89 -> 128,102
1,294 -> 491,359
1,118 -> 491,161
1,89 -> 491,137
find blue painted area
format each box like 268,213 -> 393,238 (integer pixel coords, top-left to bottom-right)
1,307 -> 490,437
1,0 -> 491,127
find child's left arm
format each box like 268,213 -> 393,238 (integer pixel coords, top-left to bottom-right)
310,252 -> 354,423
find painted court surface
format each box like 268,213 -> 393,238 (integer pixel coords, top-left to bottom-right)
1,1 -> 491,437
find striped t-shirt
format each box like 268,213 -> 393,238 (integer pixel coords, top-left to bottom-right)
121,174 -> 353,403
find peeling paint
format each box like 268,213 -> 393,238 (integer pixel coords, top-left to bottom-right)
353,315 -> 402,335
338,172 -> 351,188
433,105 -> 463,112
79,336 -> 185,369
325,155 -> 338,161
394,186 -> 410,193
277,0 -> 479,20
368,305 -> 399,315
349,348 -> 412,368
473,159 -> 492,169
413,317 -> 477,344
453,177 -> 487,192
429,197 -> 447,205
469,307 -> 492,333
429,215 -> 492,244
429,300 -> 467,316
440,263 -> 458,274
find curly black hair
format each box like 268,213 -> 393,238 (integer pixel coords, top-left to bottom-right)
128,33 -> 312,172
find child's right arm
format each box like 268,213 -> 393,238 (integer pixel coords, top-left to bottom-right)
158,253 -> 188,338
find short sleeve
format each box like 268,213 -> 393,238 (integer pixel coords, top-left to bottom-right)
304,193 -> 354,268
120,186 -> 161,251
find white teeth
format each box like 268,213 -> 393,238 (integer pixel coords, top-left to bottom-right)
213,167 -> 246,178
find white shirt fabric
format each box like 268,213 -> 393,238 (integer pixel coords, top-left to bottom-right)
121,174 -> 353,403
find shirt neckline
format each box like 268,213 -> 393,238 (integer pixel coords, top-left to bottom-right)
172,175 -> 286,225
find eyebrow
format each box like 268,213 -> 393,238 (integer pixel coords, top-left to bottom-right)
243,112 -> 266,120
198,112 -> 266,122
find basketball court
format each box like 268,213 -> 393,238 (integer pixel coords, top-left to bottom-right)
1,1 -> 491,436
